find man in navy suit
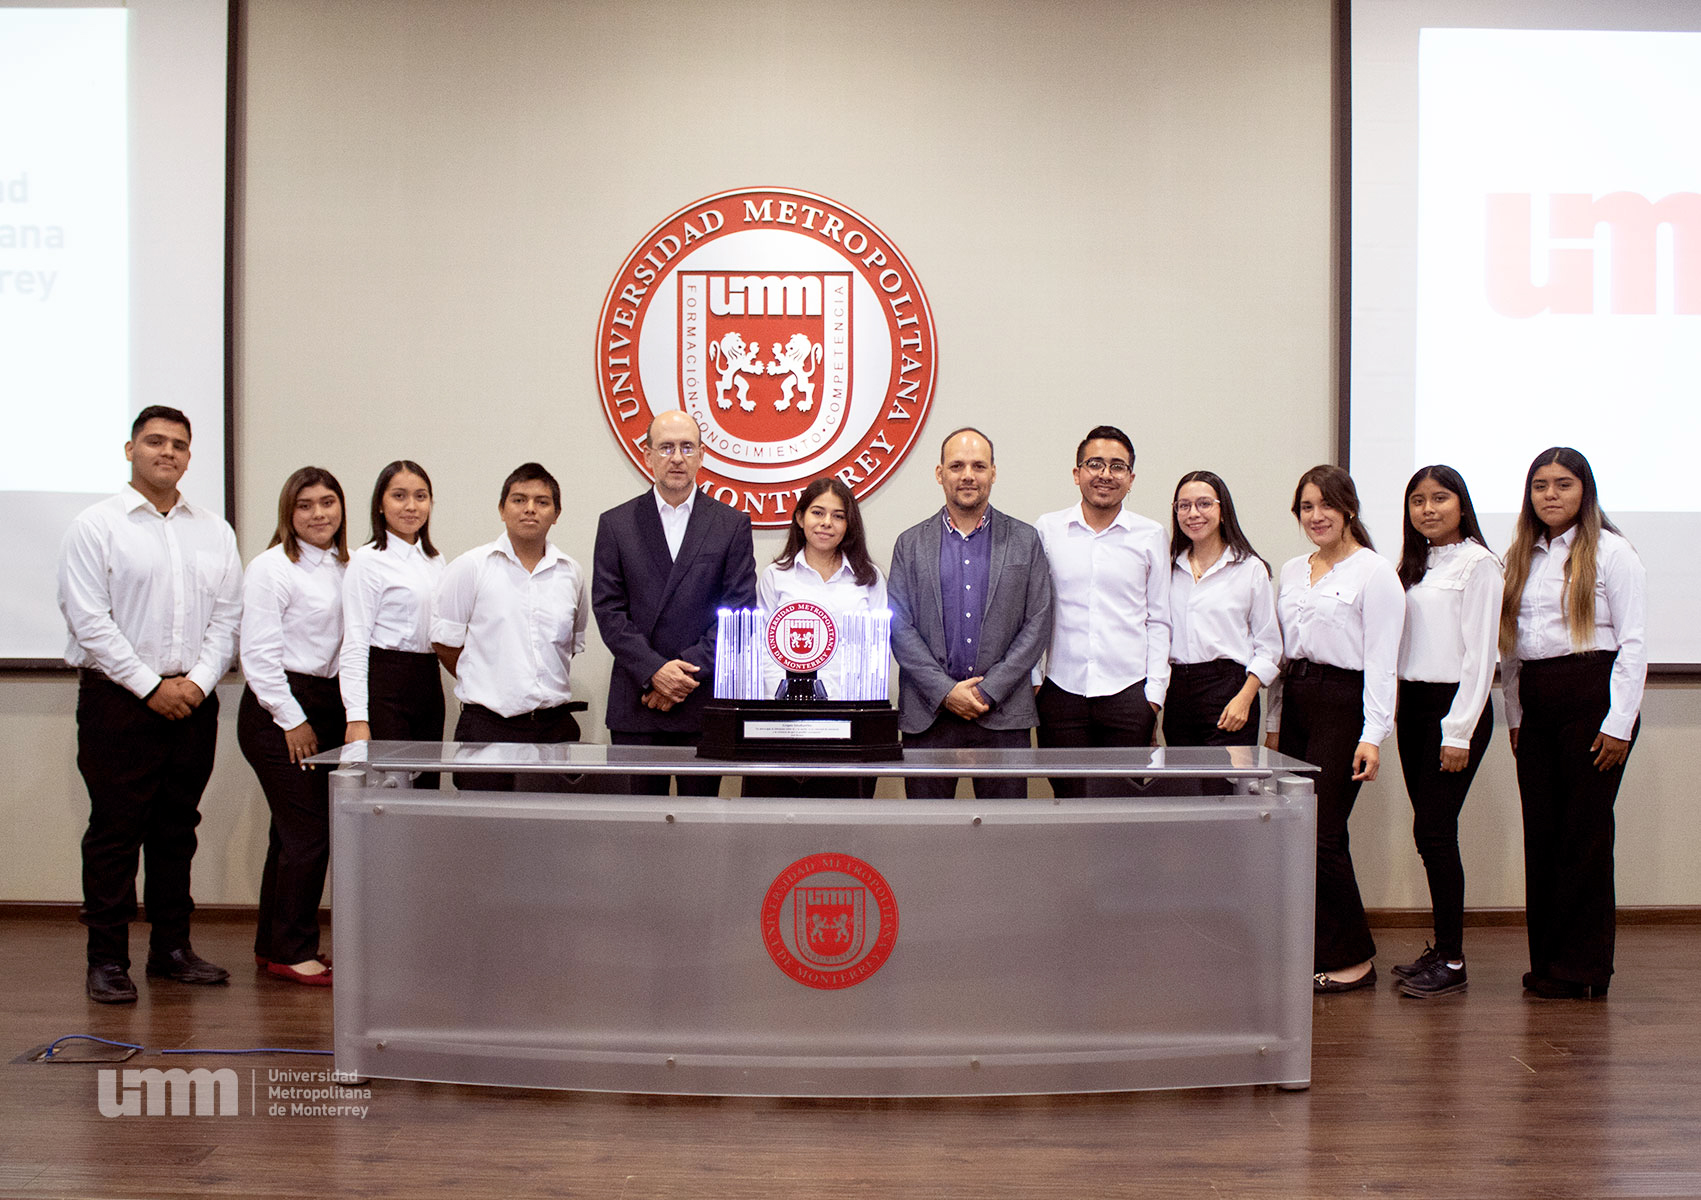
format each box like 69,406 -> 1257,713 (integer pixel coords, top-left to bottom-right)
888,426 -> 1053,799
593,410 -> 757,795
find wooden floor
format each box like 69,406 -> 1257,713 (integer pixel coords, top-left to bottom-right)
2,917 -> 1699,1199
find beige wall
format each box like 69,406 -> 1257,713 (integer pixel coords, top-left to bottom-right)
2,0 -> 1694,911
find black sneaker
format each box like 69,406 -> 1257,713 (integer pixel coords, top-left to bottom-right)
1397,957 -> 1467,998
1391,944 -> 1442,980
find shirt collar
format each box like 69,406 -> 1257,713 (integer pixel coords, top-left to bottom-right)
1539,524 -> 1579,553
122,484 -> 189,519
1068,502 -> 1134,535
1175,545 -> 1235,580
940,506 -> 992,539
654,486 -> 696,518
493,531 -> 562,571
297,541 -> 338,568
791,554 -> 855,583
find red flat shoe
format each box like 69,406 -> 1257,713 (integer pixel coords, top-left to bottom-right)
265,961 -> 333,987
256,953 -> 332,970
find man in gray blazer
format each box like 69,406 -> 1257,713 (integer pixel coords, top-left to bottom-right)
888,427 -> 1053,799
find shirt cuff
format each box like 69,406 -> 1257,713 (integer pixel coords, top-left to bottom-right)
185,666 -> 222,699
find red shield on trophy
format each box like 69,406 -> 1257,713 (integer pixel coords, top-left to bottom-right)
788,625 -> 817,657
795,886 -> 865,966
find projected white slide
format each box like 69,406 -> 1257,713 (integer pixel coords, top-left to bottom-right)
1416,29 -> 1701,512
1351,1 -> 1701,664
0,0 -> 228,663
0,9 -> 129,494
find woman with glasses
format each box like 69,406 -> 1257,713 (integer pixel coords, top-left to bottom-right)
340,461 -> 447,787
1163,471 -> 1279,759
1391,465 -> 1501,998
1501,447 -> 1645,999
1265,465 -> 1404,994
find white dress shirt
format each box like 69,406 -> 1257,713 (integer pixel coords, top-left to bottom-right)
1268,547 -> 1405,745
757,557 -> 888,699
1502,526 -> 1646,740
1034,503 -> 1172,705
655,486 -> 696,561
1169,550 -> 1281,686
57,486 -> 242,700
1398,541 -> 1502,749
430,534 -> 589,718
339,538 -> 445,722
239,543 -> 346,731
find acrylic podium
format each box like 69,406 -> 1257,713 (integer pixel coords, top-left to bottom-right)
317,743 -> 1318,1097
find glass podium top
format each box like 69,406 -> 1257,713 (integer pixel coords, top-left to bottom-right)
309,740 -> 1319,779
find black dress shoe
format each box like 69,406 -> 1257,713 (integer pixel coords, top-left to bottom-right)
87,963 -> 138,1004
145,947 -> 230,985
1313,964 -> 1377,994
1525,975 -> 1608,1000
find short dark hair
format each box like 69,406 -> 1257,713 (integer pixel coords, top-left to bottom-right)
131,405 -> 191,441
1076,425 -> 1134,466
500,462 -> 561,510
939,426 -> 995,463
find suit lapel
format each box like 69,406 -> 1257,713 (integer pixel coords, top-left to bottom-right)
918,511 -> 947,645
981,508 -> 1008,617
656,492 -> 712,613
633,493 -> 673,596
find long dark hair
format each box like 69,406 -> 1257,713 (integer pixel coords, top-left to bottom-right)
1500,446 -> 1619,654
1397,464 -> 1490,589
772,478 -> 878,588
1290,464 -> 1374,551
1169,470 -> 1269,575
269,466 -> 348,563
368,460 -> 437,557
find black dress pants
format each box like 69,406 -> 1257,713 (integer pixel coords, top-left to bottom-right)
1515,653 -> 1636,989
452,703 -> 582,792
76,671 -> 219,967
609,729 -> 723,797
238,676 -> 344,965
1163,660 -> 1262,796
1036,678 -> 1156,798
367,647 -> 445,789
902,715 -> 1030,799
1276,661 -> 1376,973
1395,679 -> 1493,962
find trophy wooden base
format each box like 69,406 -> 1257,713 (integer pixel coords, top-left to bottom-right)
697,699 -> 903,762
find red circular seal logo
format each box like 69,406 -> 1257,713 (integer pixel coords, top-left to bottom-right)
766,601 -> 838,674
760,853 -> 898,990
595,187 -> 938,527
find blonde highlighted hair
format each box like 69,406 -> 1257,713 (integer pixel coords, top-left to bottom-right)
1499,447 -> 1618,655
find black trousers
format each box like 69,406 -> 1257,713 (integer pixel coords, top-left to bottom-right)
609,729 -> 722,796
1395,680 -> 1493,962
76,671 -> 219,967
1276,661 -> 1376,973
451,703 -> 582,792
902,715 -> 1030,799
742,772 -> 876,799
1516,653 -> 1637,989
1162,660 -> 1262,748
367,647 -> 445,789
1036,678 -> 1156,798
238,676 -> 344,964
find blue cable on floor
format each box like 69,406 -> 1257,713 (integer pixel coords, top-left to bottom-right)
42,1034 -> 331,1059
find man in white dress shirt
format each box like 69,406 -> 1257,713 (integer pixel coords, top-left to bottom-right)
57,406 -> 242,1003
432,463 -> 589,792
1033,425 -> 1172,797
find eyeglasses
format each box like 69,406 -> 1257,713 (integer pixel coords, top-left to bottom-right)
1078,458 -> 1131,478
1173,498 -> 1219,515
650,441 -> 699,460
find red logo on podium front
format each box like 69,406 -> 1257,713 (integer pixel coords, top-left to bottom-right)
767,600 -> 837,673
594,187 -> 938,527
761,853 -> 898,990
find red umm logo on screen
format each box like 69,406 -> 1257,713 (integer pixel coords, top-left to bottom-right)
761,853 -> 898,990
766,601 -> 837,674
595,188 -> 937,527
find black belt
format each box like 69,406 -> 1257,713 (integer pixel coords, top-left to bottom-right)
463,701 -> 588,722
1171,658 -> 1244,677
1284,658 -> 1364,686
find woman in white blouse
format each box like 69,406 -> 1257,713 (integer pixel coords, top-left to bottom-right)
340,461 -> 446,786
1265,465 -> 1404,994
1501,447 -> 1645,1000
1164,471 -> 1279,761
1391,465 -> 1501,999
237,467 -> 348,986
747,478 -> 887,799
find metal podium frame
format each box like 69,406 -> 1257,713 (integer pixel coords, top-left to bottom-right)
316,743 -> 1318,1098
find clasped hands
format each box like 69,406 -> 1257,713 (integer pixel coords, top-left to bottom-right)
644,659 -> 701,711
146,677 -> 204,721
